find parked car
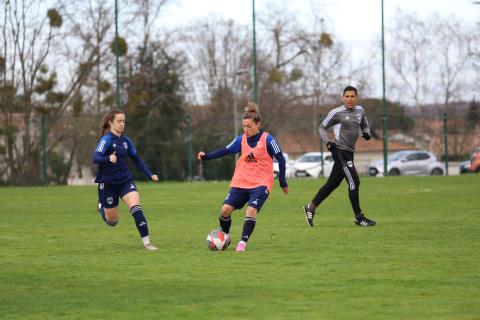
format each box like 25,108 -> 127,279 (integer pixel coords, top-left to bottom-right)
368,150 -> 444,176
273,153 -> 294,178
459,160 -> 472,174
294,152 -> 333,178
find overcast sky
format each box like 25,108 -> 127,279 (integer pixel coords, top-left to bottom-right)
153,0 -> 479,103
159,0 -> 479,61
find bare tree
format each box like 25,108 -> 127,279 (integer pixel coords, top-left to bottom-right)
54,0 -> 119,182
387,11 -> 478,157
433,16 -> 474,110
257,2 -> 309,115
257,3 -> 350,150
388,10 -> 433,112
121,0 -> 170,67
0,0 -> 120,184
301,24 -> 346,135
180,16 -> 251,105
432,17 -> 477,158
0,0 -> 65,184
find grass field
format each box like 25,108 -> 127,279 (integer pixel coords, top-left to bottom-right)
1,175 -> 479,319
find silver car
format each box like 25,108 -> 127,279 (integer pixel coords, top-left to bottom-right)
293,152 -> 333,178
368,150 -> 444,176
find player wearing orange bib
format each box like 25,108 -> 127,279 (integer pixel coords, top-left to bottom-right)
198,102 -> 289,252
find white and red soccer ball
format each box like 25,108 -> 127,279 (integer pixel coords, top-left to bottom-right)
207,230 -> 230,251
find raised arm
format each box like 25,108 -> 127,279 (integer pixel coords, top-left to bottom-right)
198,136 -> 242,161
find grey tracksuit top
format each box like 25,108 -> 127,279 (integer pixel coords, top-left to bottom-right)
319,105 -> 371,152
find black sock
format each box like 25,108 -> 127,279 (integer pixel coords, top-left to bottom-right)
241,217 -> 256,242
219,215 -> 232,234
131,205 -> 149,238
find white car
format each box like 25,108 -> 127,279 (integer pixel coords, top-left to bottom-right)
273,153 -> 294,178
294,152 -> 333,178
368,150 -> 444,176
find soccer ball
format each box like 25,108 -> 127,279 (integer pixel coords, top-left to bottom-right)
207,230 -> 230,251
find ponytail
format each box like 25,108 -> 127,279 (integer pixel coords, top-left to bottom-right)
100,109 -> 124,137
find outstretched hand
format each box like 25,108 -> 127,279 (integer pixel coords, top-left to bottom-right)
282,186 -> 289,195
151,175 -> 158,182
362,132 -> 371,141
197,151 -> 206,160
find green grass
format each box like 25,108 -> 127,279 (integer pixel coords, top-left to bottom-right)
0,176 -> 479,319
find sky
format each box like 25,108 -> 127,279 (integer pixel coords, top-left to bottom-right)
156,0 -> 479,103
160,0 -> 479,61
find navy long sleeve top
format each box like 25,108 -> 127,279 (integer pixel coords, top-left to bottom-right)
92,132 -> 152,184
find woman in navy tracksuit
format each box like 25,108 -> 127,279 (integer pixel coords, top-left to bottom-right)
92,109 -> 158,251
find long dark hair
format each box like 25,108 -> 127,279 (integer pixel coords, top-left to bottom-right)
100,109 -> 125,137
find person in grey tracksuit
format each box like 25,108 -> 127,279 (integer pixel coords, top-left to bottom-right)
303,86 -> 376,227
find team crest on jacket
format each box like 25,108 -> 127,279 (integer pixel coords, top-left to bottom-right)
245,152 -> 257,163
123,142 -> 128,149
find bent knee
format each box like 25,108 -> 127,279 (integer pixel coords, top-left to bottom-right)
221,206 -> 234,217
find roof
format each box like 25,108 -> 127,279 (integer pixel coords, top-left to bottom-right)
276,132 -> 415,155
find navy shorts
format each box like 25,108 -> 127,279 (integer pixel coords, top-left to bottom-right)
98,181 -> 138,209
223,186 -> 270,212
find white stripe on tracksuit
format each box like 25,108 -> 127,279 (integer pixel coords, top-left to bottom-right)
338,151 -> 356,190
321,106 -> 346,127
270,139 -> 281,154
97,139 -> 107,152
